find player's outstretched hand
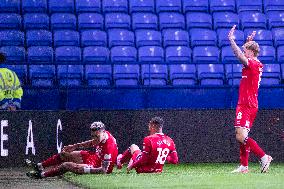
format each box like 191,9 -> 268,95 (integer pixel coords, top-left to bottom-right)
246,31 -> 256,42
126,165 -> 132,174
228,25 -> 236,41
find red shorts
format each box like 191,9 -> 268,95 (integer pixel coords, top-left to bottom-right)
132,150 -> 162,174
234,105 -> 258,129
80,151 -> 101,168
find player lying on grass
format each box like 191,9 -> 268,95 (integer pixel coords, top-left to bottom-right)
117,117 -> 178,173
26,121 -> 118,178
228,25 -> 272,173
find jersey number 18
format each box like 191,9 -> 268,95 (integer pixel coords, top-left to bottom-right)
155,148 -> 169,164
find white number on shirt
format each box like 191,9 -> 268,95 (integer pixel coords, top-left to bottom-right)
155,148 -> 170,164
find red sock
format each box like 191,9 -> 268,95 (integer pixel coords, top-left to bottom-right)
246,137 -> 265,158
41,154 -> 62,168
120,148 -> 132,164
240,143 -> 249,166
43,166 -> 65,177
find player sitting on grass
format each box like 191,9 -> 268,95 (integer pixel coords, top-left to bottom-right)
117,117 -> 178,173
228,25 -> 272,173
26,121 -> 118,178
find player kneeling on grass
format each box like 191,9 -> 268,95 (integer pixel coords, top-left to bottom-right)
117,117 -> 178,174
26,121 -> 118,179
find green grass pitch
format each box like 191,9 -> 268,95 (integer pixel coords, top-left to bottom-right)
64,163 -> 284,189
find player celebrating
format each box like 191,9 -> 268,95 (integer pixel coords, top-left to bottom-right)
228,25 -> 272,173
117,117 -> 178,173
26,121 -> 118,178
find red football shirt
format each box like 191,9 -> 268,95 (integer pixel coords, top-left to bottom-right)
94,131 -> 118,173
238,58 -> 263,108
141,133 -> 177,172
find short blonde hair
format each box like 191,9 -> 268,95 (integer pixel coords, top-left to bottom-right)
243,41 -> 260,57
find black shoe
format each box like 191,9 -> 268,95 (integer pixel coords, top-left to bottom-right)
26,171 -> 42,179
25,159 -> 41,172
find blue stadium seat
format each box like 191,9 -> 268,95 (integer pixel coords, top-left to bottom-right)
108,29 -> 135,48
129,0 -> 155,13
169,64 -> 196,85
23,13 -> 49,30
159,12 -> 185,30
102,0 -> 128,13
197,64 -> 224,85
78,13 -> 104,30
210,0 -> 235,13
0,46 -> 25,63
217,29 -> 244,47
193,46 -> 220,63
0,30 -> 24,46
22,0 -> 47,13
29,65 -> 55,87
76,0 -> 101,13
221,46 -> 239,63
281,64 -> 284,81
267,11 -> 284,29
261,64 -> 281,85
83,46 -> 110,63
105,13 -> 131,30
142,64 -> 168,86
272,28 -> 284,47
244,29 -> 273,46
239,11 -> 267,30
135,30 -> 162,47
0,13 -> 21,29
54,30 -> 80,47
51,13 -> 77,30
27,46 -> 53,63
278,46 -> 284,62
114,64 -> 140,86
111,46 -> 137,62
49,0 -> 74,13
163,29 -> 189,47
132,13 -> 158,30
258,46 -> 276,63
156,0 -> 182,13
0,0 -> 20,13
225,64 -> 242,85
236,0 -> 263,12
138,46 -> 164,63
213,12 -> 239,30
165,46 -> 192,63
57,65 -> 84,87
186,12 -> 212,29
55,46 -> 81,63
264,0 -> 284,13
190,29 -> 217,47
183,0 -> 209,13
86,65 -> 112,86
26,30 -> 52,47
81,30 -> 107,47
5,64 -> 27,84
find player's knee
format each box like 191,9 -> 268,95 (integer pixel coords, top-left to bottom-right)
61,162 -> 72,171
236,133 -> 245,143
129,144 -> 140,154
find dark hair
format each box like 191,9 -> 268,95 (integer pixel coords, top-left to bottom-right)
0,52 -> 6,63
150,117 -> 164,128
90,121 -> 105,131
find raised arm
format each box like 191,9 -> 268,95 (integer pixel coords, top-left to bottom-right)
62,139 -> 96,152
228,25 -> 248,66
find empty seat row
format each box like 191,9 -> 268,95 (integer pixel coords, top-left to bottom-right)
2,28 -> 283,48
6,63 -> 284,87
1,11 -> 284,31
1,45 -> 283,64
1,0 -> 283,14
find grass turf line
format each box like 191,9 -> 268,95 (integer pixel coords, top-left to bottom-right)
64,163 -> 284,189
